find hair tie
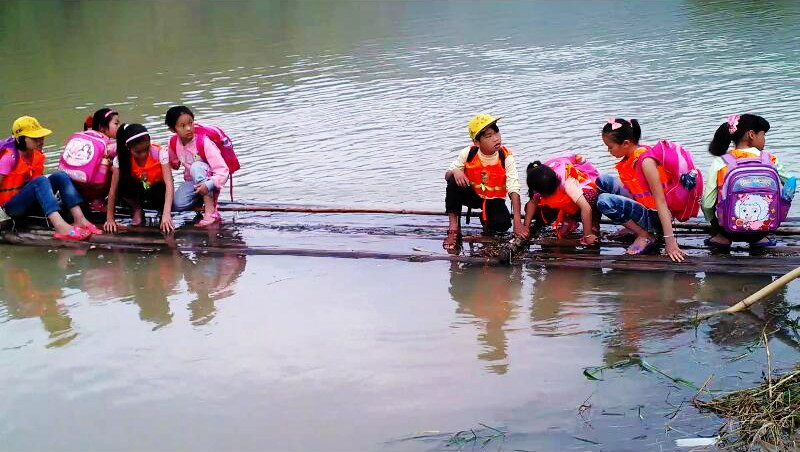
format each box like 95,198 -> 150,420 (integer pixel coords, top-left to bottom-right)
607,117 -> 622,130
104,110 -> 117,118
727,114 -> 740,134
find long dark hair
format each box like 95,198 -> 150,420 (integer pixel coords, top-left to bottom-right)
708,114 -> 770,156
85,107 -> 118,133
601,118 -> 642,145
116,123 -> 150,182
526,161 -> 560,197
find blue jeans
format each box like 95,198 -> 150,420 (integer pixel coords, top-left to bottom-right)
173,162 -> 218,212
596,175 -> 660,232
4,171 -> 83,218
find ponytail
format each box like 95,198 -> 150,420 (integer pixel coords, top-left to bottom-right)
601,118 -> 641,145
708,114 -> 770,157
526,160 -> 560,197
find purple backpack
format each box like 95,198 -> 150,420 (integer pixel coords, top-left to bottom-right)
716,152 -> 789,233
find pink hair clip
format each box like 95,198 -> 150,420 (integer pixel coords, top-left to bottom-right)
727,114 -> 740,134
607,117 -> 622,130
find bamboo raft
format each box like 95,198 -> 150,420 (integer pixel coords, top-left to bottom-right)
2,202 -> 800,275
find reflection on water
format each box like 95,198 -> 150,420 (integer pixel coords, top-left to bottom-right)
449,263 -> 523,374
0,227 -> 247,346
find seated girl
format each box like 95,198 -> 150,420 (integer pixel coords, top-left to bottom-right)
524,155 -> 600,245
104,124 -> 175,233
597,118 -> 686,262
1,116 -> 100,240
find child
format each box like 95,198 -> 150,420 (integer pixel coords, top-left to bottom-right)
524,154 -> 600,246
597,118 -> 685,262
0,116 -> 100,240
703,114 -> 794,251
59,107 -> 120,211
165,106 -> 229,226
104,124 -> 175,233
443,114 -> 524,252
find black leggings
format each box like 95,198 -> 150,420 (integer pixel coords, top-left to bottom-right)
118,179 -> 167,212
445,175 -> 511,232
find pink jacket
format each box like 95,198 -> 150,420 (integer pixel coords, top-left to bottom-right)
171,135 -> 229,190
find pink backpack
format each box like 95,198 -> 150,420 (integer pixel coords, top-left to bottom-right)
168,123 -> 240,201
58,130 -> 113,185
635,140 -> 702,222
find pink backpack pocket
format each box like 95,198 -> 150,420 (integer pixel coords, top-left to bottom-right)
58,130 -> 110,185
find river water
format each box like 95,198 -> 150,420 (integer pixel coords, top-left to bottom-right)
2,0 -> 800,450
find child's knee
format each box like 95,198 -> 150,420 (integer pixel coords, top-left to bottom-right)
190,162 -> 210,181
595,175 -> 615,193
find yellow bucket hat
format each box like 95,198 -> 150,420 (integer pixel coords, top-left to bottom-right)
467,113 -> 501,141
12,116 -> 53,139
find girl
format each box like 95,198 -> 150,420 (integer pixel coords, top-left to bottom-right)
67,107 -> 120,211
0,116 -> 100,240
703,114 -> 792,251
165,106 -> 229,226
104,124 -> 175,233
524,154 -> 600,246
598,118 -> 684,262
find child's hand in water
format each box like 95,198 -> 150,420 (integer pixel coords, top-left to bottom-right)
665,238 -> 685,262
194,183 -> 210,196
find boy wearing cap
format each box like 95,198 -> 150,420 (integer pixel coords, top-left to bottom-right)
443,114 -> 525,251
0,116 -> 98,240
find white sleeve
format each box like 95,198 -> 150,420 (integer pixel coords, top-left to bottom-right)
159,146 -> 170,165
112,155 -> 119,168
504,154 -> 521,195
447,146 -> 471,172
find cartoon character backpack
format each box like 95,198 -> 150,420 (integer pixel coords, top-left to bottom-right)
168,123 -> 240,201
716,151 -> 789,233
58,130 -> 112,185
635,140 -> 703,222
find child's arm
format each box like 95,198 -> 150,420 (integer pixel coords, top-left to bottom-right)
199,136 -> 229,192
104,167 -> 121,233
641,158 -> 684,262
160,163 -> 175,233
564,178 -> 596,244
445,147 -> 469,186
523,194 -> 538,230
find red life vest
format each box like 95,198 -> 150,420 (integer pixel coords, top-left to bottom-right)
130,145 -> 164,189
464,146 -> 510,221
615,147 -> 670,210
0,147 -> 45,206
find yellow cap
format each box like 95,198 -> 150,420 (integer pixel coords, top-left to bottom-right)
467,113 -> 501,141
12,116 -> 53,139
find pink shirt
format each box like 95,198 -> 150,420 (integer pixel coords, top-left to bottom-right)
172,135 -> 229,190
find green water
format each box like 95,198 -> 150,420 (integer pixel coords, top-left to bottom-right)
2,1 -> 800,450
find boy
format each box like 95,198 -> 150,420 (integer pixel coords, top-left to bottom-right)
443,114 -> 525,252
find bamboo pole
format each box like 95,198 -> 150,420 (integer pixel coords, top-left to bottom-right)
696,266 -> 800,320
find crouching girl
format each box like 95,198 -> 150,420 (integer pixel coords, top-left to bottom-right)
104,124 -> 175,233
524,154 -> 600,246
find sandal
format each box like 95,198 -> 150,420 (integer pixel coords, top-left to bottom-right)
53,226 -> 92,241
606,227 -> 636,242
78,222 -> 104,235
625,236 -> 658,255
443,229 -> 462,254
704,237 -> 732,253
749,237 -> 777,249
197,211 -> 221,227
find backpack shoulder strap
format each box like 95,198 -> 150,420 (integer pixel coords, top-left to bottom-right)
721,153 -> 739,173
498,148 -> 506,168
466,146 -> 479,163
169,135 -> 177,152
196,133 -> 206,162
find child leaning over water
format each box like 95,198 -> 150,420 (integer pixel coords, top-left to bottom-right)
702,114 -> 795,252
165,106 -> 229,226
104,124 -> 175,233
598,118 -> 686,262
524,154 -> 600,245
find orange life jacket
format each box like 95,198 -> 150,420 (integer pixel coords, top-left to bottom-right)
538,163 -> 596,217
464,146 -> 510,221
0,147 -> 45,206
615,147 -> 670,210
715,148 -> 778,187
129,145 -> 164,189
